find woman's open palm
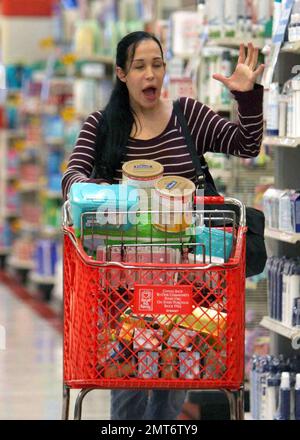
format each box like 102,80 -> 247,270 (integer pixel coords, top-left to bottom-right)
213,43 -> 265,92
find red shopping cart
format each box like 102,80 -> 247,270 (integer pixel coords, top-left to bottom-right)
62,196 -> 247,420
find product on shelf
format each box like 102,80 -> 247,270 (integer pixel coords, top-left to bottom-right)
266,256 -> 300,325
250,354 -> 300,420
34,239 -> 59,277
263,187 -> 300,233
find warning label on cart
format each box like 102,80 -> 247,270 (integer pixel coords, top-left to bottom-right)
133,284 -> 193,315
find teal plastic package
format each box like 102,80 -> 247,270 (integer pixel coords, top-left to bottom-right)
69,183 -> 140,235
196,226 -> 233,262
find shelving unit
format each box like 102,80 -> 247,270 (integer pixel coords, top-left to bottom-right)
260,18 -> 300,357
260,316 -> 300,343
263,136 -> 300,148
265,228 -> 300,244
207,37 -> 265,50
7,256 -> 35,271
281,41 -> 300,53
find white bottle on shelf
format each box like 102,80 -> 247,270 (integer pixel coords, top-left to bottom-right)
275,371 -> 291,420
266,82 -> 280,136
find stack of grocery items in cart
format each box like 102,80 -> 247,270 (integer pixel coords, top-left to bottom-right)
65,160 -> 238,382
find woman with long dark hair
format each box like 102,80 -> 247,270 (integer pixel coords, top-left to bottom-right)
62,31 -> 264,420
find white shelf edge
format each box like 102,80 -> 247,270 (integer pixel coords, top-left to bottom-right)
77,54 -> 114,64
7,257 -> 34,270
210,169 -> 232,180
18,221 -> 40,233
43,190 -> 62,199
30,272 -> 56,285
44,138 -> 64,145
262,136 -> 300,148
18,182 -> 41,193
40,226 -> 61,237
281,41 -> 300,54
265,227 -> 300,243
210,104 -> 233,113
207,37 -> 265,49
260,316 -> 300,340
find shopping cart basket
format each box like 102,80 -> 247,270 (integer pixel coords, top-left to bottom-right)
62,195 -> 247,420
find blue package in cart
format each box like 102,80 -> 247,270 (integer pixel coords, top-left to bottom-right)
69,183 -> 140,236
195,225 -> 233,263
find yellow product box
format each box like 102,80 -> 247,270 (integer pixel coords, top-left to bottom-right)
175,306 -> 227,341
118,321 -> 135,344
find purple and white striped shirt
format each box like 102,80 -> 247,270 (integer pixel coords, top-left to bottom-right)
62,85 -> 264,200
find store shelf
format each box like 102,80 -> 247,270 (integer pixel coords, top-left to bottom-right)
5,129 -> 26,138
207,37 -> 265,50
0,247 -> 10,256
265,228 -> 300,244
18,221 -> 40,233
3,210 -> 18,218
40,226 -> 61,238
281,41 -> 300,54
78,54 -> 114,65
18,182 -> 41,193
44,137 -> 64,146
7,256 -> 34,270
210,169 -> 231,180
29,271 -> 56,285
209,104 -> 232,113
43,189 -> 62,199
262,136 -> 300,148
6,172 -> 18,180
260,316 -> 300,341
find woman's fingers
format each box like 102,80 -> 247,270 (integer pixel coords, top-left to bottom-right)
244,42 -> 254,66
212,73 -> 229,86
249,46 -> 259,70
238,43 -> 245,64
253,64 -> 265,79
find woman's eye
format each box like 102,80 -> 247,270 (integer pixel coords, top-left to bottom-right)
135,65 -> 144,70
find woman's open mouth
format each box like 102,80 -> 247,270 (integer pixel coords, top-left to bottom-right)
142,87 -> 157,101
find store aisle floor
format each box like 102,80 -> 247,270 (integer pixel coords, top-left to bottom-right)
0,282 -> 110,420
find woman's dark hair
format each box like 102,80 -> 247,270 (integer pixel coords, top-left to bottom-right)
94,31 -> 164,181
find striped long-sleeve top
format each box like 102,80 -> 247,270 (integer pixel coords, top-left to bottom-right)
62,84 -> 264,200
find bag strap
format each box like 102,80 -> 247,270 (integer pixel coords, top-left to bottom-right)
173,99 -> 206,190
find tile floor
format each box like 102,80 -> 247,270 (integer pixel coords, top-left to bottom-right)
0,282 -> 110,420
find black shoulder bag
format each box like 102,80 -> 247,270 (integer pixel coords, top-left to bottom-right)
173,99 -> 267,278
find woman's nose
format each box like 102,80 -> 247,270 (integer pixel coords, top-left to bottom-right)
145,66 -> 154,79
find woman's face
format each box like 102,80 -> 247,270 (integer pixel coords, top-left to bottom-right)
117,39 -> 166,110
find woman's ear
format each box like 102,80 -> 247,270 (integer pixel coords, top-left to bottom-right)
116,66 -> 126,83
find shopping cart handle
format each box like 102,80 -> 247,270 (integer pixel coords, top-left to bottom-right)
194,195 -> 225,205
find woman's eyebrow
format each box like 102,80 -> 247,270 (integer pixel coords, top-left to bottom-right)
132,56 -> 163,62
